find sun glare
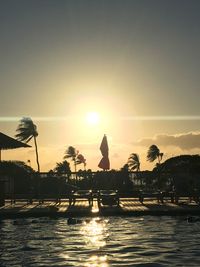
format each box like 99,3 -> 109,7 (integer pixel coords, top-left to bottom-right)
86,112 -> 100,125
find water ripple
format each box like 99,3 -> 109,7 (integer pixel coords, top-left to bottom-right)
1,216 -> 200,266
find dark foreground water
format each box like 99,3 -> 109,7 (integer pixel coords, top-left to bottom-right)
1,216 -> 200,267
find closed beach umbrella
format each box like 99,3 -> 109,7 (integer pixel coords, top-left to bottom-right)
98,134 -> 110,170
0,132 -> 31,161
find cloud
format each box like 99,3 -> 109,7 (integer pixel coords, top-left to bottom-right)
135,132 -> 200,150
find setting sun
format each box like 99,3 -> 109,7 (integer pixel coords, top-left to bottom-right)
86,112 -> 100,125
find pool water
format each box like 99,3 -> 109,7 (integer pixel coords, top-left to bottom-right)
0,216 -> 200,266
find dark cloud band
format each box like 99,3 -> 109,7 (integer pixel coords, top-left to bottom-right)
136,132 -> 200,150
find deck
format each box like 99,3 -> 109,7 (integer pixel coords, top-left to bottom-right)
1,197 -> 200,219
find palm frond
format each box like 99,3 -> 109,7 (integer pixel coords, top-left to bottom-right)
15,117 -> 38,142
128,161 -> 139,171
63,154 -> 71,159
147,145 -> 160,162
64,146 -> 77,160
127,153 -> 140,171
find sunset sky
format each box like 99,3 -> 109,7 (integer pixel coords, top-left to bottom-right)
1,0 -> 200,172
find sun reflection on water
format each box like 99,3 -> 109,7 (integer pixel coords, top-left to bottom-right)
80,218 -> 109,267
80,218 -> 108,249
85,255 -> 108,267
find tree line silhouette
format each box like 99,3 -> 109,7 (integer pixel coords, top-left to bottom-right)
0,116 -> 199,197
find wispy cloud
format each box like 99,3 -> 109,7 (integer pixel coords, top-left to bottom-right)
2,115 -> 200,122
120,116 -> 200,121
0,116 -> 73,122
135,132 -> 200,150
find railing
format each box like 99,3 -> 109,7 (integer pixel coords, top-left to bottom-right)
4,188 -> 200,207
2,171 -> 200,207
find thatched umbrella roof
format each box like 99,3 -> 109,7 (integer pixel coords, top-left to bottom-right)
0,132 -> 31,161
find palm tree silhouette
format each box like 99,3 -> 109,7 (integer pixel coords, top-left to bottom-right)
147,145 -> 163,164
64,146 -> 78,172
15,117 -> 40,172
76,154 -> 86,171
54,160 -> 71,174
128,153 -> 140,171
128,153 -> 141,185
147,144 -> 164,190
